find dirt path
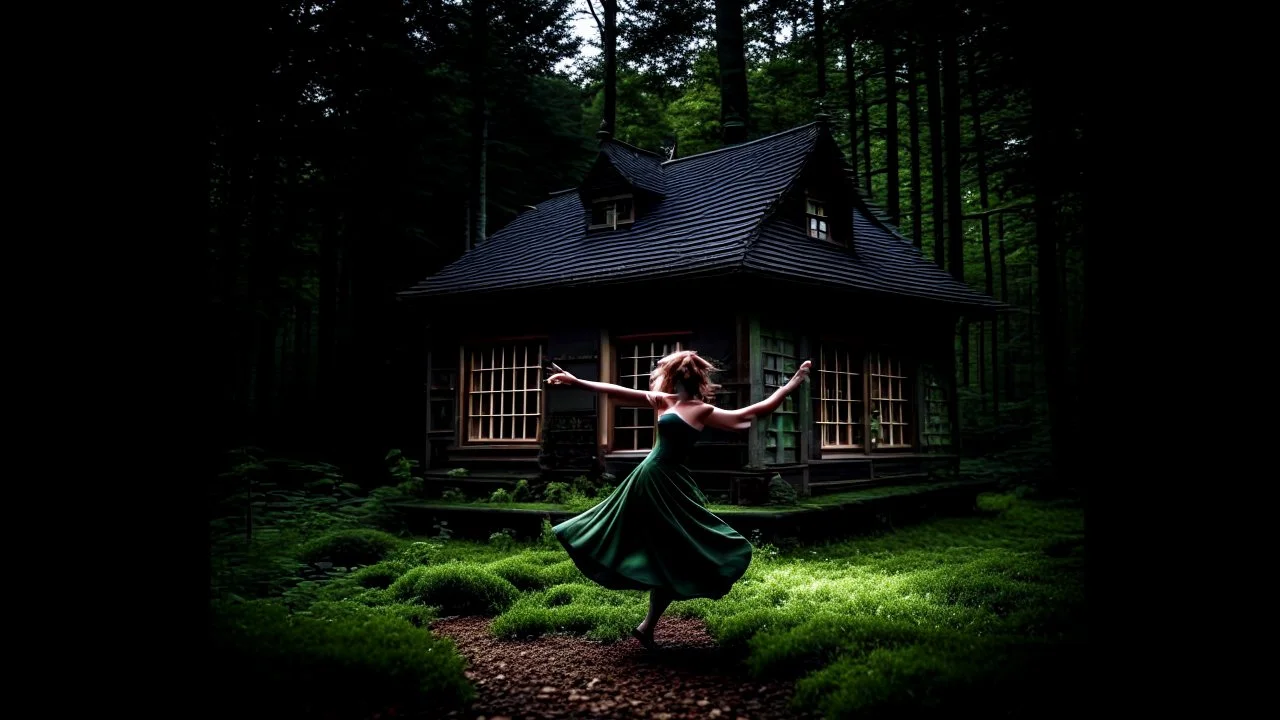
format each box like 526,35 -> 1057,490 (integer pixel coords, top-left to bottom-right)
427,616 -> 817,720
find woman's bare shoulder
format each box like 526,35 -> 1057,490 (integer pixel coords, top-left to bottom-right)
646,391 -> 677,410
691,401 -> 717,418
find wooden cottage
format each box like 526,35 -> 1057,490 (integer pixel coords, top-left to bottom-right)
399,118 -> 1005,500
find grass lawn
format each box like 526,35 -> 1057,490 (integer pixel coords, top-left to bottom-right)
211,486 -> 1086,718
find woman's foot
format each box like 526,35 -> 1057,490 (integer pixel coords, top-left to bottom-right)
631,626 -> 658,651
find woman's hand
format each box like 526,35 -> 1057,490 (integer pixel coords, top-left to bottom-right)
545,362 -> 578,386
788,360 -> 813,387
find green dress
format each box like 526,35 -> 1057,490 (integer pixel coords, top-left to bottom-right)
553,411 -> 754,601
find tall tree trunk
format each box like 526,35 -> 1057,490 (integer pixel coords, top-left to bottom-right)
998,194 -> 1013,402
844,37 -> 858,187
295,300 -> 312,421
907,36 -> 923,248
468,0 -> 488,248
603,0 -> 618,134
942,31 -> 966,386
249,149 -> 280,434
715,0 -> 749,144
1029,49 -> 1075,492
969,44 -> 995,417
814,0 -> 826,98
860,70 -> 872,190
317,202 -> 341,446
1027,277 -> 1036,397
942,32 -> 964,282
882,32 -> 900,225
220,124 -> 250,433
924,35 -> 944,269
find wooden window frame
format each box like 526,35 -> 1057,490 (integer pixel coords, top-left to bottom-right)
815,340 -> 918,455
867,350 -> 914,450
459,338 -> 547,445
603,331 -> 693,456
806,193 -> 833,244
589,193 -> 636,230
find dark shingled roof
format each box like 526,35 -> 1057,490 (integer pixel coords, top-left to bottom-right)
401,122 -> 1005,312
599,140 -> 666,196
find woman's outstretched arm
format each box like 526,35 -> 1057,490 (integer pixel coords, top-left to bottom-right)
545,366 -> 672,407
701,361 -> 812,431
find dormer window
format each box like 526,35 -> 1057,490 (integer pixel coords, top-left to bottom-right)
590,194 -> 635,230
806,195 -> 830,242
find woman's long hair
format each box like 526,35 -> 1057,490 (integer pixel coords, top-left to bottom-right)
649,350 -> 722,402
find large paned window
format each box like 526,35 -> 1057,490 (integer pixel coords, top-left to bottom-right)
612,335 -> 685,451
817,343 -> 866,449
816,343 -> 916,451
464,342 -> 544,443
868,351 -> 912,449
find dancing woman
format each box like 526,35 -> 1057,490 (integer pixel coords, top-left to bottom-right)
545,350 -> 812,649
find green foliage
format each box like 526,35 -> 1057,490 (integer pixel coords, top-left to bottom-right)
539,517 -> 559,547
542,481 -> 571,504
488,488 -> 513,504
490,583 -> 646,642
483,553 -> 585,591
446,468 -> 469,478
767,474 -> 798,505
209,599 -> 472,718
214,438 -> 1081,718
440,486 -> 466,502
305,599 -> 437,628
298,528 -> 403,567
512,478 -> 530,501
488,528 -> 517,550
478,493 -> 1085,717
353,560 -> 411,589
389,565 -> 520,615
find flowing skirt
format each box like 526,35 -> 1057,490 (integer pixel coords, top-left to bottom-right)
553,458 -> 753,601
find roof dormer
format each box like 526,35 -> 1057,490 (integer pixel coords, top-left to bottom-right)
791,126 -> 856,251
579,133 -> 666,232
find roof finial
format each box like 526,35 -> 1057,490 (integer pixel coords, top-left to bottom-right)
596,119 -> 612,141
815,99 -> 831,124
661,134 -> 678,161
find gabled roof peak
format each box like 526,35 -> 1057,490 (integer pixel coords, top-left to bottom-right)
600,136 -> 664,160
661,122 -> 820,166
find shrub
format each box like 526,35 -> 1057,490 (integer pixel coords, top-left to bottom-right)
768,474 -> 798,505
353,560 -> 410,589
791,636 -> 1087,718
389,564 -> 519,615
489,528 -> 517,550
209,599 -> 472,718
542,481 -> 570,504
490,583 -> 643,641
512,478 -> 530,501
297,528 -> 403,567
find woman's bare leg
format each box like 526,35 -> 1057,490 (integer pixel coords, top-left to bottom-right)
635,589 -> 673,646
